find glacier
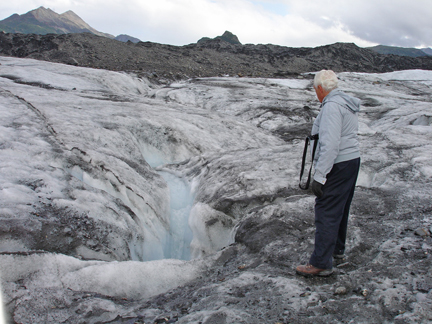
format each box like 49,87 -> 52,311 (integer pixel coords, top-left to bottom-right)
0,56 -> 431,323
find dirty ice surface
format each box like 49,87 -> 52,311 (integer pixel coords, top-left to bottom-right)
0,57 -> 431,323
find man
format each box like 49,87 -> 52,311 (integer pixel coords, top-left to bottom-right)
296,70 -> 361,277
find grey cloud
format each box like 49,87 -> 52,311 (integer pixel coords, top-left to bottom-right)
291,0 -> 432,47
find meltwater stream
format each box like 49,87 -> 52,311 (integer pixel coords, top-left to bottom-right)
158,171 -> 194,260
142,145 -> 195,261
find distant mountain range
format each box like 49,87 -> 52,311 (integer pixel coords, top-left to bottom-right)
0,7 -> 431,57
0,6 -> 140,43
367,45 -> 431,58
115,34 -> 141,43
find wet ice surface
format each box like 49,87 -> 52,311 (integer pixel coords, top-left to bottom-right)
0,57 -> 431,323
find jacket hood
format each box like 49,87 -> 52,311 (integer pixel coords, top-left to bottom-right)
323,89 -> 361,113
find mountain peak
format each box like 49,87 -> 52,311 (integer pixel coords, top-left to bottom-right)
33,6 -> 49,12
220,31 -> 241,44
197,31 -> 241,45
29,6 -> 62,24
30,6 -> 57,16
60,10 -> 92,30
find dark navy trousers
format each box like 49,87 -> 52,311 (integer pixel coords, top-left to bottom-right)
309,157 -> 360,269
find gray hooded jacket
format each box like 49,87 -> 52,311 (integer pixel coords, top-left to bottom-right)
312,89 -> 361,184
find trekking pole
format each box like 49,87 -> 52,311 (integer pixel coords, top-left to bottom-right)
299,134 -> 318,190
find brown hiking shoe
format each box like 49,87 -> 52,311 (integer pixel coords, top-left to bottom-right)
296,263 -> 333,277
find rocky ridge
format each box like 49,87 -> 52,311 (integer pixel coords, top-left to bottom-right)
1,32 -> 432,81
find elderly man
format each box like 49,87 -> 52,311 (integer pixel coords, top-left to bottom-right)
296,70 -> 361,277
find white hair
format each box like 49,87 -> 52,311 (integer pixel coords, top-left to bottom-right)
314,70 -> 339,92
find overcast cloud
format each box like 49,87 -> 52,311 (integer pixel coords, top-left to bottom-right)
0,0 -> 431,48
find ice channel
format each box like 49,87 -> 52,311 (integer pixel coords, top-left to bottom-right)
140,145 -> 195,261
65,153 -> 195,261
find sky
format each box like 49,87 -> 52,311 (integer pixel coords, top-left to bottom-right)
0,0 -> 431,49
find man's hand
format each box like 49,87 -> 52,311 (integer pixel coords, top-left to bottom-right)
311,180 -> 324,198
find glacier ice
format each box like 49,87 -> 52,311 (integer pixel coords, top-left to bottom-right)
0,280 -> 4,324
0,57 -> 432,323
